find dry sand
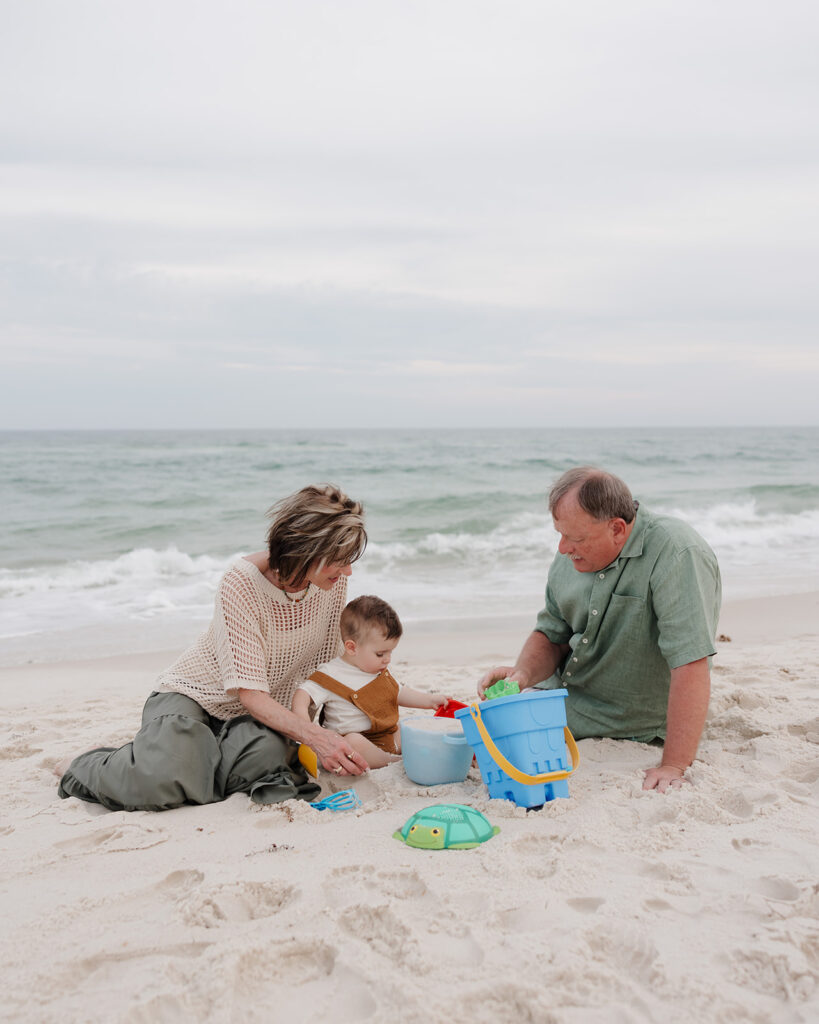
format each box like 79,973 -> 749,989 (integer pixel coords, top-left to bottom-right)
1,594 -> 818,1023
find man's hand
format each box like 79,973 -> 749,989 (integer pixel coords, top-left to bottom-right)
477,666 -> 517,699
643,764 -> 687,792
646,658 -> 710,793
477,633 -> 569,699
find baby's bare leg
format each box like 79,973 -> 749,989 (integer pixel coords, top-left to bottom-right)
345,733 -> 400,769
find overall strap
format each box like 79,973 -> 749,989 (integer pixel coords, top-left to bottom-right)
309,670 -> 356,701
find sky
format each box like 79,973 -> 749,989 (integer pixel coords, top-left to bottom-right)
1,0 -> 817,429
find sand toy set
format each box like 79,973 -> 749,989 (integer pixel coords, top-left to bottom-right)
299,681 -> 579,810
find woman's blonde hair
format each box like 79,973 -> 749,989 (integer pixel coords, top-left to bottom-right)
266,484 -> 367,586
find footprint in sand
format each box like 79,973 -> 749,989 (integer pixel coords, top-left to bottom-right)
323,864 -> 428,905
642,897 -> 674,913
494,901 -> 551,931
566,896 -> 605,914
583,921 -> 659,973
787,717 -> 819,743
55,823 -> 168,854
368,868 -> 427,900
714,709 -> 769,742
511,832 -> 563,853
0,738 -> 43,760
717,790 -> 756,820
460,982 -> 553,1022
753,876 -> 802,902
730,947 -> 816,1001
731,837 -> 769,852
779,779 -> 813,804
178,879 -> 298,928
117,992 -> 204,1024
157,868 -> 205,892
508,833 -> 561,878
337,903 -> 415,967
43,938 -> 213,1004
212,945 -> 378,1021
236,939 -> 337,985
323,864 -> 372,906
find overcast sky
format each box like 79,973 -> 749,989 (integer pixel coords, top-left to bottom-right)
1,0 -> 817,428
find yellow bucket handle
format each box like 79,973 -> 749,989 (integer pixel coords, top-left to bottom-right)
468,702 -> 579,786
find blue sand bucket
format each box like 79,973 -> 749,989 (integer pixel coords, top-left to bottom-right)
455,690 -> 579,808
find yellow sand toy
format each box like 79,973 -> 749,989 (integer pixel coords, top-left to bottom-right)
298,744 -> 319,778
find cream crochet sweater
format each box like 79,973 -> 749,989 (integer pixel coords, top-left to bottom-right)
156,557 -> 346,719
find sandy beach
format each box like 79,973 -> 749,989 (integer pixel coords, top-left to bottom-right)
1,593 -> 818,1023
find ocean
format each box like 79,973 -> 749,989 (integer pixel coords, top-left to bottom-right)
1,427 -> 817,666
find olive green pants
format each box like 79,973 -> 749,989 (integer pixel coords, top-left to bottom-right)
58,691 -> 320,812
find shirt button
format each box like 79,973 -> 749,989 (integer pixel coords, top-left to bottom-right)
582,638 -> 589,644
599,573 -> 605,579
353,693 -> 358,698
573,657 -> 578,663
566,671 -> 572,677
592,609 -> 598,615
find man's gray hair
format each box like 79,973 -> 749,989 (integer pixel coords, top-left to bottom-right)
548,467 -> 636,523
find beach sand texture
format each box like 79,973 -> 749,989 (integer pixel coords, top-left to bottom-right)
1,596 -> 818,1023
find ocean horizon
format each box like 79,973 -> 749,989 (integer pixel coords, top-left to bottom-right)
2,425 -> 817,666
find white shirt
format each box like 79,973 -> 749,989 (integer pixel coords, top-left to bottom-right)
296,656 -> 382,734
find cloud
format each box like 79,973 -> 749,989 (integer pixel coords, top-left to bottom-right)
403,360 -> 516,377
0,1 -> 817,426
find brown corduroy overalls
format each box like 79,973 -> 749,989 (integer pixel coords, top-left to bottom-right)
308,668 -> 400,753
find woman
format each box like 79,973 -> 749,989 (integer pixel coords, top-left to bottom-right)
57,484 -> 370,811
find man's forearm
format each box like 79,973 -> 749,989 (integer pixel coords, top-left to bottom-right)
512,631 -> 569,688
662,658 -> 711,769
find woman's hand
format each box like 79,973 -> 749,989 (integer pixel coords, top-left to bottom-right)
308,725 -> 368,776
237,687 -> 367,776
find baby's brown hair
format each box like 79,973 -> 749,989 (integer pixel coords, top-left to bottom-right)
340,595 -> 403,643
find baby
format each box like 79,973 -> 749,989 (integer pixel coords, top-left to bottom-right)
292,595 -> 450,768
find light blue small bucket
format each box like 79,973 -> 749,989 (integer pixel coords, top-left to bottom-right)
400,717 -> 473,786
455,690 -> 579,808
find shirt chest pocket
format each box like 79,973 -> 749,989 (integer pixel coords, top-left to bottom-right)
605,593 -> 649,647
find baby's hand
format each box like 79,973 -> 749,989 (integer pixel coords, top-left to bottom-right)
432,694 -> 453,709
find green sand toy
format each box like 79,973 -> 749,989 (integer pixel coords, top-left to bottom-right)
393,804 -> 500,850
484,678 -> 520,700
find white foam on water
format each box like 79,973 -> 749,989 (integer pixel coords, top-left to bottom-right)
2,499 -> 817,664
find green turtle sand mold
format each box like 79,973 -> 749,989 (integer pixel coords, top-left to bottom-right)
393,803 -> 500,850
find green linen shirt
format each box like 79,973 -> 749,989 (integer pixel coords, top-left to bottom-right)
534,504 -> 721,742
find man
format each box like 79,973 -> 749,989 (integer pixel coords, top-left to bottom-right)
479,467 -> 721,793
